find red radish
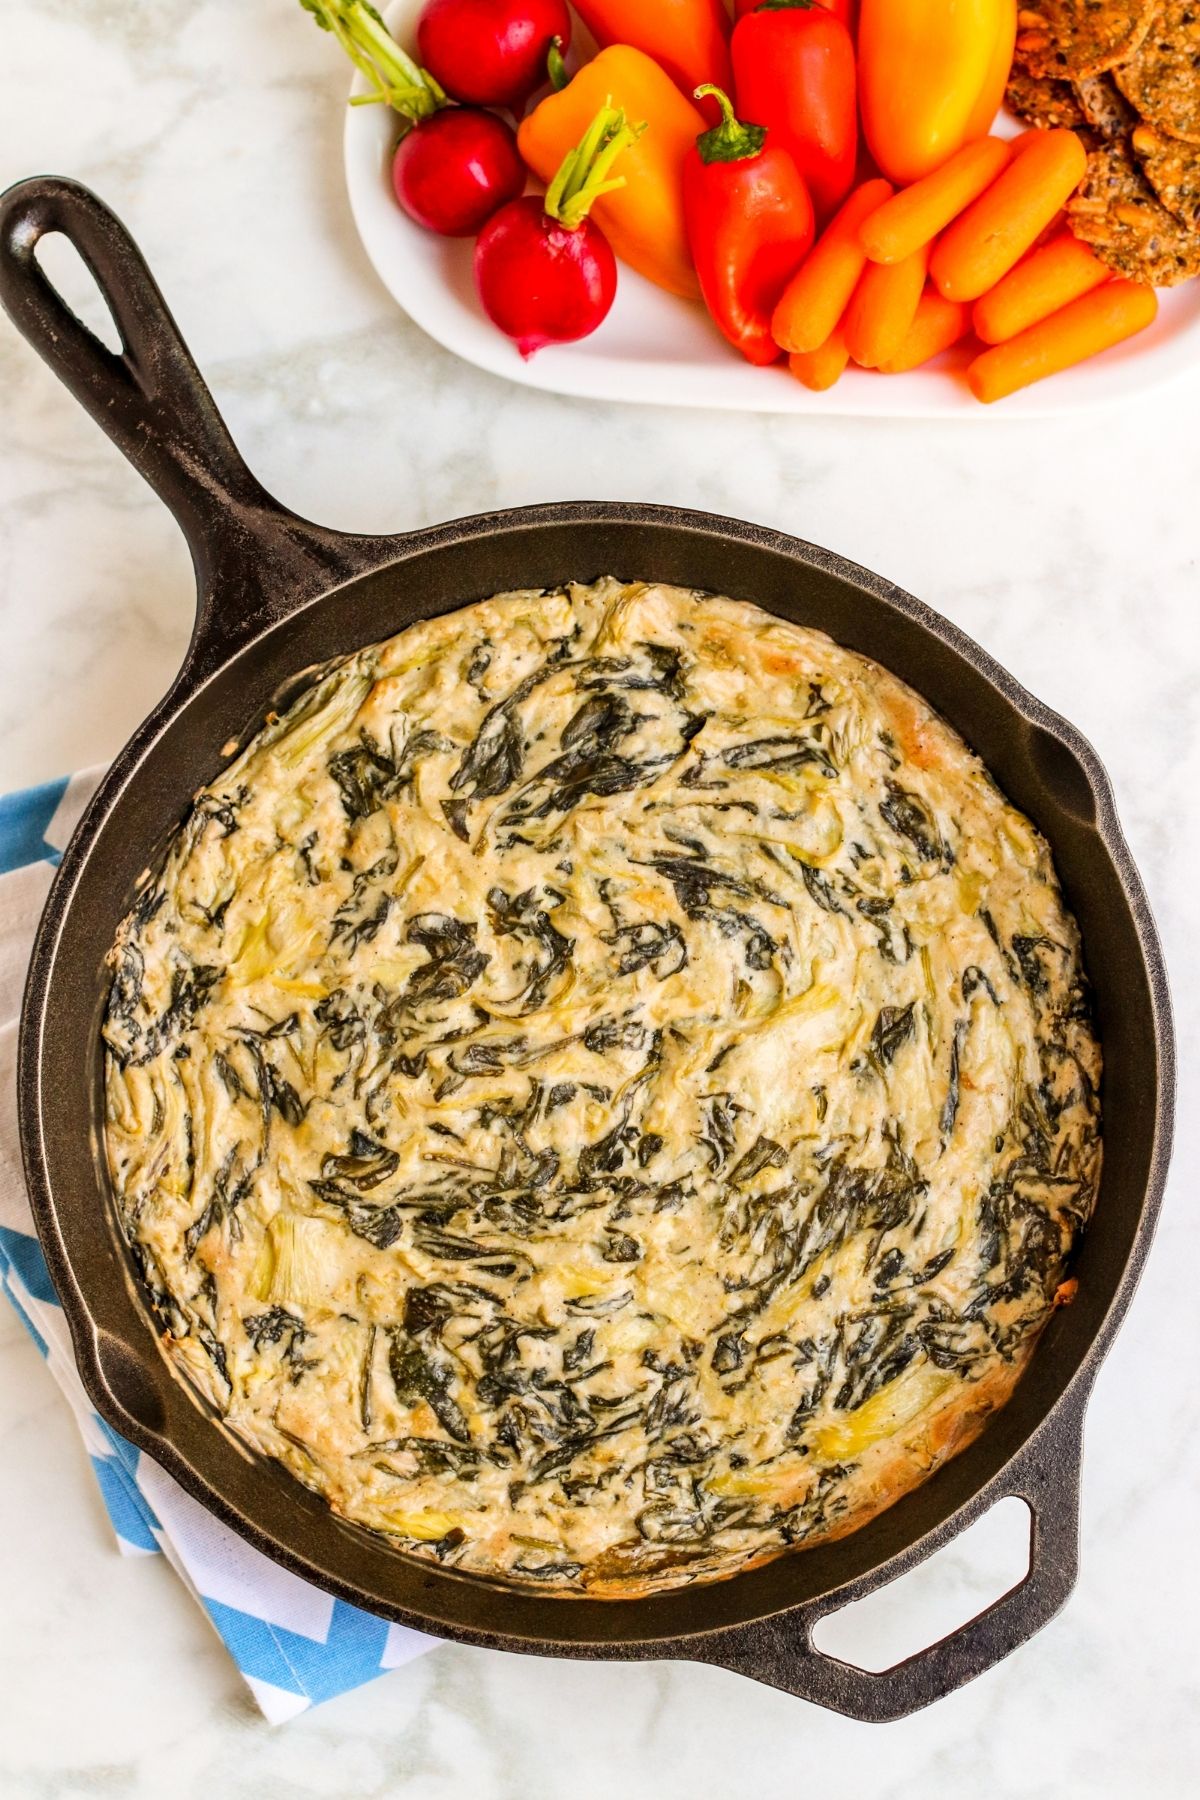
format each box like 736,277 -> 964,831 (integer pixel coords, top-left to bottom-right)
474,104 -> 641,356
417,0 -> 572,110
299,0 -> 523,235
475,197 -> 615,355
393,107 -> 525,236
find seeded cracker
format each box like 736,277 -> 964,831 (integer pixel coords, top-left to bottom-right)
1007,62 -> 1088,128
1133,124 -> 1200,227
1016,0 -> 1158,80
1074,73 -> 1138,140
1068,139 -> 1200,282
1114,0 -> 1200,146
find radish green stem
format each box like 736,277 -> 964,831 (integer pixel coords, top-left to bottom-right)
544,104 -> 646,232
299,0 -> 446,120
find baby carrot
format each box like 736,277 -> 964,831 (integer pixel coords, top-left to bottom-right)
878,291 -> 969,372
860,138 -> 1013,265
772,178 -> 894,355
788,323 -> 851,390
930,129 -> 1088,303
843,241 -> 930,368
973,233 -> 1109,343
1034,208 -> 1066,247
967,278 -> 1158,402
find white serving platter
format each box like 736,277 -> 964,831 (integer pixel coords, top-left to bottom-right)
344,0 -> 1200,416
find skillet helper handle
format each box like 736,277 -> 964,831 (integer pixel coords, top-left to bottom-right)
0,175 -> 272,556
695,1403 -> 1085,1722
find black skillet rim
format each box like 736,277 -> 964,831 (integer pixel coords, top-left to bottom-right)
17,502 -> 1176,1677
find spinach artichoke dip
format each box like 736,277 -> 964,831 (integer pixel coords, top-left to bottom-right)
103,579 -> 1101,1595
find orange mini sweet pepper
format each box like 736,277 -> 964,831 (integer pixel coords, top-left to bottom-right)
571,0 -> 732,109
519,46 -> 704,299
858,0 -> 1017,186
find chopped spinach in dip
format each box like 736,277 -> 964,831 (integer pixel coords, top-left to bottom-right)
103,580 -> 1101,1594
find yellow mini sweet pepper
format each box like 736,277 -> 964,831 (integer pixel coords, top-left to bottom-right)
518,45 -> 704,301
858,0 -> 1018,186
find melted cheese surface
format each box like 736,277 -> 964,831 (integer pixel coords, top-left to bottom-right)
104,581 -> 1101,1593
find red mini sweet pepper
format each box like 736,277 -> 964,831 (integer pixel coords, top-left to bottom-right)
734,0 -> 857,27
683,85 -> 815,366
731,0 -> 858,224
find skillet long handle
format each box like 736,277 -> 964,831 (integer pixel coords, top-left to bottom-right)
692,1396 -> 1086,1722
0,176 -> 391,665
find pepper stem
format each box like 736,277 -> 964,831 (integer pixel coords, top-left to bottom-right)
299,0 -> 447,121
694,86 -> 767,165
544,103 -> 646,231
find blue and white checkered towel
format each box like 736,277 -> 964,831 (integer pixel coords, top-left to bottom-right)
0,770 -> 438,1722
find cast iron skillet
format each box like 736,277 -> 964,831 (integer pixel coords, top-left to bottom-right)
0,175 -> 1175,1722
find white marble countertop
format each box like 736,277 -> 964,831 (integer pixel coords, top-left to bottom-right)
2,1 -> 1198,1792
